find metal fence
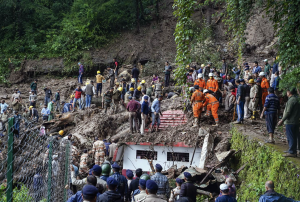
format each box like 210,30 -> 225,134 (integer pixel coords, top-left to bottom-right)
0,115 -> 71,202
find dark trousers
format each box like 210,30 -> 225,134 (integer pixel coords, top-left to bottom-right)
285,124 -> 299,154
265,113 -> 277,133
129,112 -> 139,132
96,83 -> 102,96
165,74 -> 170,87
30,101 -> 36,108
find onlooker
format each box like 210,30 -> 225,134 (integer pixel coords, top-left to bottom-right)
232,67 -> 241,80
54,90 -> 60,112
85,81 -> 96,109
126,96 -> 141,133
243,80 -> 251,119
140,96 -> 150,135
221,58 -> 227,76
180,172 -> 197,202
259,181 -> 298,202
169,178 -> 183,202
73,86 -> 83,111
96,71 -> 105,96
128,168 -> 143,200
219,178 -> 236,198
41,104 -> 50,121
0,100 -> 9,114
164,61 -> 172,87
11,89 -> 21,103
14,111 -> 21,138
29,106 -> 39,122
278,88 -> 300,157
29,90 -> 37,108
30,80 -> 38,94
271,71 -> 280,97
132,65 -> 140,86
44,87 -> 52,105
264,59 -> 272,80
151,95 -> 163,132
78,62 -> 84,84
253,61 -> 262,74
107,66 -> 115,88
215,184 -> 237,202
270,56 -> 279,87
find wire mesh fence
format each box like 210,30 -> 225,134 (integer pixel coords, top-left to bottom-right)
0,114 -> 71,202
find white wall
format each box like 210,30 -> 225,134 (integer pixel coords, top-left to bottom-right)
123,145 -> 201,172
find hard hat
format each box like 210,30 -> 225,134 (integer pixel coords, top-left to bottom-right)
198,74 -> 202,78
115,82 -> 120,85
201,64 -> 205,68
186,65 -> 190,68
101,163 -> 111,176
137,86 -> 142,91
263,59 -> 268,62
97,71 -> 100,74
131,78 -> 135,83
209,73 -> 214,77
118,87 -> 123,92
29,106 -> 33,109
203,89 -> 209,94
59,130 -> 64,136
141,80 -> 146,84
70,94 -> 74,98
140,174 -> 150,181
259,72 -> 265,76
248,79 -> 255,84
130,87 -> 134,91
152,85 -> 155,88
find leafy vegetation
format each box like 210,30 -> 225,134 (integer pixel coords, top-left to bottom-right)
0,184 -> 38,202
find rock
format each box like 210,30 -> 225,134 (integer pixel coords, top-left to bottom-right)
214,138 -> 231,153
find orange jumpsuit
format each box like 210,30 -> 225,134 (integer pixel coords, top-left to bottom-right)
206,78 -> 219,93
194,79 -> 206,91
204,94 -> 219,123
191,90 -> 206,118
261,77 -> 270,105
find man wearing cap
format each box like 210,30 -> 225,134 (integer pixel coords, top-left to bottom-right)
191,85 -> 205,127
111,162 -> 128,201
169,178 -> 183,202
278,88 -> 300,157
47,99 -> 55,121
141,95 -> 150,135
133,179 -> 148,202
91,137 -> 105,166
216,184 -> 237,202
180,172 -> 197,202
126,170 -> 134,188
128,168 -> 143,200
80,184 -> 98,202
264,59 -> 272,80
144,180 -> 167,202
151,164 -> 170,200
78,62 -> 84,84
259,72 -> 270,105
234,79 -> 245,124
98,177 -> 123,202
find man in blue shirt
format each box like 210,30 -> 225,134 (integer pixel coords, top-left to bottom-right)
151,164 -> 170,200
110,163 -> 128,201
41,104 -> 50,121
260,88 -> 280,143
0,100 -> 8,114
215,184 -> 237,202
259,181 -> 297,202
14,111 -> 21,138
141,96 -> 150,135
271,71 -> 280,97
253,61 -> 262,74
78,62 -> 84,84
226,75 -> 235,87
232,67 -> 240,80
151,95 -> 163,132
270,56 -> 279,87
234,79 -> 245,124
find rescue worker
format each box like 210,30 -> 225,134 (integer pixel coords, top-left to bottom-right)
96,70 -> 105,96
154,77 -> 163,98
234,79 -> 245,124
128,78 -> 136,91
112,87 -> 123,114
141,96 -> 150,135
91,137 -> 105,166
98,177 -> 123,202
190,85 -> 205,127
107,66 -> 115,88
134,86 -> 142,101
134,179 -> 148,202
111,162 -> 128,201
169,178 -> 183,202
203,89 -> 219,126
29,106 -> 39,122
144,180 -> 167,202
180,172 -> 197,202
79,149 -> 89,174
114,82 -> 120,91
194,74 -> 206,91
124,88 -> 134,106
248,79 -> 260,118
206,73 -> 219,93
260,72 -> 270,105
151,164 -> 170,200
121,78 -> 128,100
140,80 -> 147,91
104,88 -> 114,113
100,163 -> 111,182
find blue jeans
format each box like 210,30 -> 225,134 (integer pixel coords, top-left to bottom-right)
151,112 -> 160,127
285,124 -> 299,154
74,98 -> 82,110
86,95 -> 92,108
265,113 -> 277,133
78,74 -> 83,84
96,83 -> 102,96
236,101 -> 244,122
45,97 -> 50,105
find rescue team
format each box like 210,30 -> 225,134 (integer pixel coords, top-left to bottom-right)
1,58 -> 300,202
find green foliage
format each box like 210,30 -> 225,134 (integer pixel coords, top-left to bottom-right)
230,127 -> 300,201
0,184 -> 34,202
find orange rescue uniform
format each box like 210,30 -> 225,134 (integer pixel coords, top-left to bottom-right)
191,90 -> 206,118
261,77 -> 270,105
206,78 -> 219,93
204,94 -> 219,123
194,79 -> 206,91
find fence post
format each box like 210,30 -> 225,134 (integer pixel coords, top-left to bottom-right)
47,137 -> 53,202
6,117 -> 14,202
63,142 -> 70,202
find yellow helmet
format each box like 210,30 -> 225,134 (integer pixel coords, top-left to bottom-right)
118,87 -> 123,92
59,130 -> 64,136
137,86 -> 142,91
152,85 -> 155,88
130,87 -> 134,91
249,79 -> 255,84
131,78 -> 135,83
201,64 -> 205,68
29,106 -> 33,109
186,65 -> 190,68
70,94 -> 74,98
97,71 -> 100,74
141,80 -> 146,84
115,82 -> 120,85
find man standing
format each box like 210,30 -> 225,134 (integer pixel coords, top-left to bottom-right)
113,58 -> 119,78
0,100 -> 9,114
41,104 -> 50,121
232,67 -> 241,80
126,96 -> 141,134
180,172 -> 197,202
111,163 -> 128,201
151,95 -> 163,132
91,137 -> 105,166
253,61 -> 262,74
260,72 -> 270,105
11,89 -> 21,103
124,88 -> 134,107
219,178 -> 236,198
144,180 -> 167,202
191,85 -> 205,127
202,62 -> 212,82
243,80 -> 251,119
191,66 -> 197,82
78,62 -> 84,84
141,96 -> 150,135
30,80 -> 38,94
169,178 -> 183,202
164,61 -> 172,87
79,149 -> 89,174
98,177 -> 123,202
224,80 -> 234,111
154,77 -> 163,98
29,90 -> 37,108
73,86 -> 83,111
260,88 -> 280,143
203,90 -> 219,126
108,139 -> 118,161
151,164 -> 170,200
215,184 -> 237,202
0,110 -> 9,136
234,79 -> 245,124
29,106 -> 39,122
264,59 -> 272,80
128,168 -> 143,200
14,111 -> 21,138
104,87 -> 114,113
221,58 -> 227,76
133,86 -> 142,101
54,90 -> 60,112
85,81 -> 96,109
206,73 -> 219,94
132,65 -> 140,86
270,56 -> 279,87
47,100 -> 55,121
259,181 -> 297,202
44,87 -> 52,105
248,79 -> 260,118
194,74 -> 206,91
271,71 -> 280,97
278,88 -> 300,157
126,170 -> 134,189
96,71 -> 105,96
134,179 -> 148,202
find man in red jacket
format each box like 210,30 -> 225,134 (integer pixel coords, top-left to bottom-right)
73,86 -> 83,111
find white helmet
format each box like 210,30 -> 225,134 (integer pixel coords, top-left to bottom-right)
209,73 -> 214,77
198,74 -> 203,78
203,89 -> 209,94
259,72 -> 265,76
